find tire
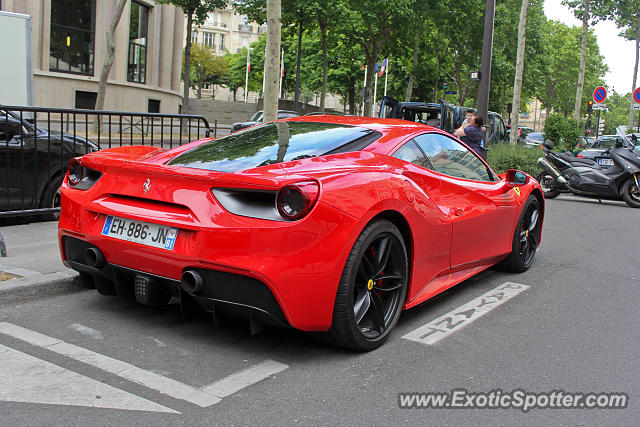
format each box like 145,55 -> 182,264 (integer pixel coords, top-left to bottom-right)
621,177 -> 640,208
39,174 -> 63,221
325,219 -> 408,351
536,172 -> 560,199
500,196 -> 543,273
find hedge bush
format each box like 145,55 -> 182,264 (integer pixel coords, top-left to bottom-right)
543,113 -> 581,151
486,143 -> 542,177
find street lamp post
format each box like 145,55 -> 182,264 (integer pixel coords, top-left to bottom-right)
477,0 -> 496,148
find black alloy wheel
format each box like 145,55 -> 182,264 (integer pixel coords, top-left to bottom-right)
326,220 -> 408,351
501,196 -> 542,273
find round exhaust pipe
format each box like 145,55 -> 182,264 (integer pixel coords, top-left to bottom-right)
84,247 -> 106,268
181,270 -> 204,293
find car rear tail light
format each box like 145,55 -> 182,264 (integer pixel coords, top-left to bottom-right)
68,158 -> 84,186
577,153 -> 584,158
276,181 -> 319,221
67,157 -> 102,190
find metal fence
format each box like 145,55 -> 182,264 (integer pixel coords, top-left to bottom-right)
1,105 -> 215,219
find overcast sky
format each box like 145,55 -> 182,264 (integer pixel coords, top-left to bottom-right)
544,0 -> 637,96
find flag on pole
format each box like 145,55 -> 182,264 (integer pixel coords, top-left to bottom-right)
379,58 -> 387,77
374,62 -> 379,74
244,48 -> 250,103
383,59 -> 389,97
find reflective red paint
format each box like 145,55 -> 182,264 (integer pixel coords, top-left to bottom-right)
59,116 -> 544,334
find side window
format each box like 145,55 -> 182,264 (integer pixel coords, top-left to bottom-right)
392,140 -> 432,170
495,118 -> 506,142
0,120 -> 22,141
485,115 -> 495,142
413,133 -> 494,181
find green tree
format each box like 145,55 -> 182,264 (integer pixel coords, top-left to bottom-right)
602,91 -> 634,134
157,0 -> 228,112
188,44 -> 228,98
338,0 -> 413,116
593,0 -> 640,125
538,20 -> 607,117
224,47 -> 262,101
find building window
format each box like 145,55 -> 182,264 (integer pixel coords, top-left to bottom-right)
128,1 -> 148,84
202,32 -> 215,47
49,0 -> 95,75
191,31 -> 198,43
75,90 -> 97,109
148,99 -> 160,113
218,34 -> 224,51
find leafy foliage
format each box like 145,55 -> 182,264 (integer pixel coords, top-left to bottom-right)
486,143 -> 541,176
543,113 -> 582,150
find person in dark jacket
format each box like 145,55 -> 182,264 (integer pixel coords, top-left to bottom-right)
454,114 -> 484,156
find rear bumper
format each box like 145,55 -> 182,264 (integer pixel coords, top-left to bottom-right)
63,236 -> 290,327
58,192 -> 360,331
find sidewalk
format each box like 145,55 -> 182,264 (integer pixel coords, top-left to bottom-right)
0,221 -> 81,305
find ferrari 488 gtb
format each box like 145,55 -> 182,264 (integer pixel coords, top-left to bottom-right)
58,116 -> 544,351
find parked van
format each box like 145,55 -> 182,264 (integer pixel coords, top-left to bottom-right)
379,96 -> 508,145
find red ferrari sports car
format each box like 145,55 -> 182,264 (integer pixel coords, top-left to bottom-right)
58,115 -> 544,351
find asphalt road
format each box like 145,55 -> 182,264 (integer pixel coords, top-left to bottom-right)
0,195 -> 638,426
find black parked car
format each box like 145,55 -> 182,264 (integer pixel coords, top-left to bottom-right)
230,110 -> 300,132
379,96 -> 508,144
1,110 -> 98,219
577,135 -> 640,166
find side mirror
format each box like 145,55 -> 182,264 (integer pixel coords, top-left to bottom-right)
632,134 -> 638,144
506,169 -> 528,186
615,138 -> 623,148
543,139 -> 554,150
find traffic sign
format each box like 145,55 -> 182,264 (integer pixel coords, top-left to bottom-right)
444,90 -> 457,95
592,103 -> 606,110
593,86 -> 607,103
633,104 -> 640,111
633,87 -> 640,104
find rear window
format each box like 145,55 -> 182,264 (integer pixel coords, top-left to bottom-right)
168,121 -> 381,172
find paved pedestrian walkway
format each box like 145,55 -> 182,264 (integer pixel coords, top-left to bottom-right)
0,221 -> 80,305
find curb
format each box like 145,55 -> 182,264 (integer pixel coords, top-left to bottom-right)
0,270 -> 83,306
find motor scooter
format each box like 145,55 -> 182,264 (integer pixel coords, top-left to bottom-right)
536,130 -> 640,208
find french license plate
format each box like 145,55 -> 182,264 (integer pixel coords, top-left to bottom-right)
598,158 -> 613,166
101,216 -> 178,250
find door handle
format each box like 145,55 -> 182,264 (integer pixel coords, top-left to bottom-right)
454,208 -> 464,216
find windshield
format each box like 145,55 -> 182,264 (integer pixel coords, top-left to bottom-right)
248,111 -> 263,122
616,126 -> 635,147
168,121 -> 381,172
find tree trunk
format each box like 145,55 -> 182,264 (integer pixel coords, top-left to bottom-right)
95,0 -> 127,112
183,11 -> 194,114
573,0 -> 589,121
294,11 -> 303,112
510,0 -> 530,145
364,44 -> 383,117
263,0 -> 281,123
630,11 -> 640,126
197,69 -> 202,99
405,27 -> 421,102
319,20 -> 328,112
348,81 -> 355,115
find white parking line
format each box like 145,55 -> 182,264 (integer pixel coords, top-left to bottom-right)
402,282 -> 530,345
201,360 -> 288,398
0,322 -> 288,408
0,344 -> 179,413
